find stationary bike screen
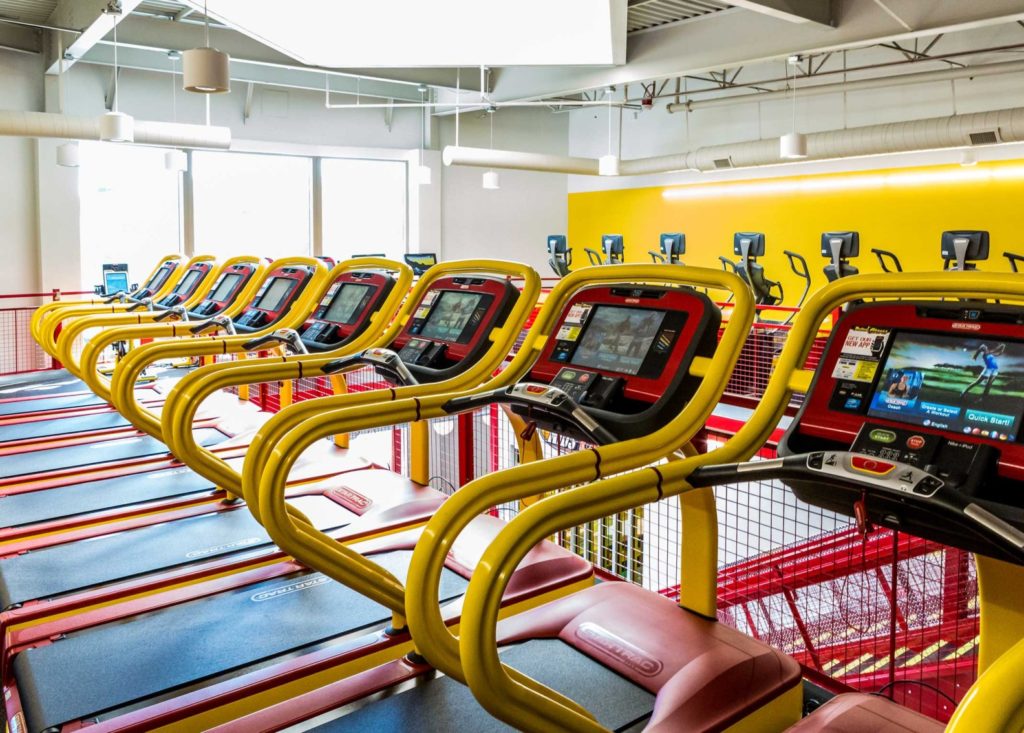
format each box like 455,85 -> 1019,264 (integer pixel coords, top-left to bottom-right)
867,330 -> 1024,440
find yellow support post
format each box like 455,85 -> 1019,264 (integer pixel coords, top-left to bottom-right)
409,420 -> 430,485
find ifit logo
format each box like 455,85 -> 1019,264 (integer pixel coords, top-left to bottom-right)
251,575 -> 329,602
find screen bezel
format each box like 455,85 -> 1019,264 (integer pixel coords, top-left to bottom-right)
209,273 -> 242,302
569,305 -> 669,377
419,290 -> 486,343
104,272 -> 130,294
173,269 -> 204,294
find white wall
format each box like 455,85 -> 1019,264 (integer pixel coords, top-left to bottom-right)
438,107 -> 569,275
0,50 -> 43,295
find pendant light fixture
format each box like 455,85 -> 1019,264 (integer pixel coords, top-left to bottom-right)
482,105 -> 499,190
417,85 -> 431,185
780,55 -> 807,159
183,0 -> 230,94
598,86 -> 619,176
164,51 -> 188,171
99,10 -> 134,142
55,36 -> 79,167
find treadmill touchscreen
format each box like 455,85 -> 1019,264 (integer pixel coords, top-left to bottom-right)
209,273 -> 242,302
571,306 -> 667,376
323,283 -> 372,325
173,269 -> 203,294
104,272 -> 129,294
256,278 -> 296,311
867,331 -> 1024,440
420,291 -> 484,341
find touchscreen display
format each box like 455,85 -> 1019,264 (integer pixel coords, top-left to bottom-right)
173,269 -> 203,294
323,283 -> 372,325
104,272 -> 129,295
147,266 -> 173,290
571,306 -> 667,376
867,331 -> 1024,440
419,291 -> 484,341
256,278 -> 296,312
209,273 -> 242,302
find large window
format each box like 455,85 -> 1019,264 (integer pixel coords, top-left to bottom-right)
193,151 -> 312,260
322,158 -> 407,261
79,142 -> 182,290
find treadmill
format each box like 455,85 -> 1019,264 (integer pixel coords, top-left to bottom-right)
0,260 -> 323,539
0,257 -> 261,424
436,267 -> 1024,733
649,232 -> 685,264
0,264 -> 555,733
198,266 -> 759,732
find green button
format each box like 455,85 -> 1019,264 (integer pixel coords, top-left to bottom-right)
869,429 -> 897,444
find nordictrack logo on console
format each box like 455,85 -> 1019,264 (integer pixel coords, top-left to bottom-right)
250,575 -> 329,602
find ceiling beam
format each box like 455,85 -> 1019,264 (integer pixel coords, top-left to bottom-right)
44,0 -> 144,74
724,0 -> 835,26
492,0 -> 1024,102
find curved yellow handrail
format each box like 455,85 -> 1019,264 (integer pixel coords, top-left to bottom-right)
457,271 -> 1024,733
74,256 -> 267,403
53,254 -> 221,379
161,257 -> 413,498
33,253 -> 186,354
252,265 -> 751,651
30,252 -> 181,345
108,256 -> 329,440
947,634 -> 1024,732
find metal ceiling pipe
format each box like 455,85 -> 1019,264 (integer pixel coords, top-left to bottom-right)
442,145 -> 600,174
0,110 -> 232,148
667,59 -> 1024,113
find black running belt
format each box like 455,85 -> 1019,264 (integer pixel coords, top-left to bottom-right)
0,428 -> 224,479
2,509 -> 290,608
13,551 -> 468,733
0,411 -> 132,443
0,393 -> 106,417
312,639 -> 655,732
0,465 -> 217,529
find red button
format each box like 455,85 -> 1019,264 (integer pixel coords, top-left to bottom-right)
850,456 -> 895,475
906,435 -> 926,450
525,385 -> 547,394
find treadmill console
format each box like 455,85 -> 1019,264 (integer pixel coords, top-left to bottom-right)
132,259 -> 178,300
186,263 -> 259,319
298,270 -> 396,352
780,301 -> 1024,560
154,263 -> 213,308
387,275 -> 519,383
232,266 -> 316,334
516,285 -> 720,442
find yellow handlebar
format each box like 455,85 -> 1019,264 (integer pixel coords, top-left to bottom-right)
160,257 -> 414,498
108,256 -> 328,440
457,271 -> 1024,733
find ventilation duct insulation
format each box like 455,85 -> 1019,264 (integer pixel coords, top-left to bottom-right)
0,110 -> 232,149
444,107 -> 1024,177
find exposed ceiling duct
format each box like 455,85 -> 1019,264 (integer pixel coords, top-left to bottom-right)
0,110 -> 232,148
444,106 -> 1024,176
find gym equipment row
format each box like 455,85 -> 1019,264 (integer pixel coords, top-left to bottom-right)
2,242 -> 1022,732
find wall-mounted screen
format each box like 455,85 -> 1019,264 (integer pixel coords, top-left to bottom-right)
173,269 -> 204,294
571,306 -> 667,376
867,331 -> 1024,440
209,273 -> 242,302
419,291 -> 484,342
323,283 -> 372,325
256,278 -> 296,312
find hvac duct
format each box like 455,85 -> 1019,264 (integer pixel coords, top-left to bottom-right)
445,106 -> 1024,176
667,59 -> 1024,113
442,145 -> 599,175
0,110 -> 232,148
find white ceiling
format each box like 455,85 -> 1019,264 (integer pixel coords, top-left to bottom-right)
0,0 -> 56,24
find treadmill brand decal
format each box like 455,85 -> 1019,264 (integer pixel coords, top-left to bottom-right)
250,575 -> 329,602
186,536 -> 263,559
574,622 -> 663,677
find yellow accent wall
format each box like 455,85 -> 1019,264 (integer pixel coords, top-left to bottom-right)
568,159 -> 1024,306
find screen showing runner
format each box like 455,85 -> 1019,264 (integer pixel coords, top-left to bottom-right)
571,306 -> 666,376
419,291 -> 484,341
867,331 -> 1024,440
